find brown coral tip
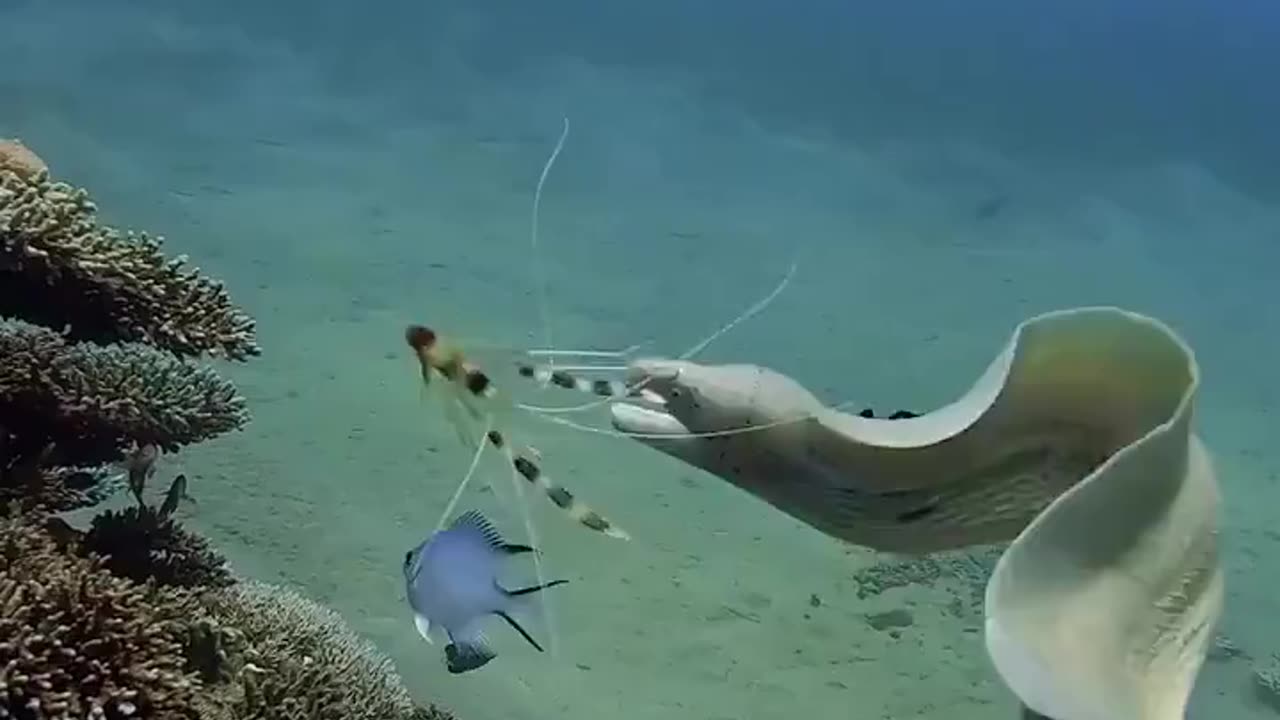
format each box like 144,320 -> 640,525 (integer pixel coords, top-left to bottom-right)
0,138 -> 48,180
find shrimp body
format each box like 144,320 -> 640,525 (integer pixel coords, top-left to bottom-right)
406,326 -> 493,398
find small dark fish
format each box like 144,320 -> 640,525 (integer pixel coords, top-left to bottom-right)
402,510 -> 567,674
42,516 -> 82,549
159,474 -> 190,519
975,196 -> 1008,221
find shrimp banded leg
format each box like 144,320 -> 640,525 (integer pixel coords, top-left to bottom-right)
483,427 -> 629,540
406,325 -> 630,541
516,354 -> 666,407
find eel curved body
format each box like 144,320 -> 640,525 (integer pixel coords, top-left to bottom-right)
612,307 -> 1223,720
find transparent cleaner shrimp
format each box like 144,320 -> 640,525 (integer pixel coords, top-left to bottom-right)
407,114 -> 798,551
404,324 -> 631,541
499,114 -> 812,449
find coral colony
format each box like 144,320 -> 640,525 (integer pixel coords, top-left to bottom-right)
0,139 -> 452,720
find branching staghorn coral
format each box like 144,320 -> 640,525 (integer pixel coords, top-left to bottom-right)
198,581 -> 453,720
0,159 -> 258,361
0,140 -> 256,512
0,318 -> 248,470
0,511 -> 204,720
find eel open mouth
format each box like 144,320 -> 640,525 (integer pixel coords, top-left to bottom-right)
610,399 -> 690,437
607,358 -> 691,437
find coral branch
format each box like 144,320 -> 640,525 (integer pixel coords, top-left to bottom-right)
0,165 -> 259,360
201,581 -> 454,720
0,511 -> 203,719
0,319 -> 248,468
82,503 -> 234,590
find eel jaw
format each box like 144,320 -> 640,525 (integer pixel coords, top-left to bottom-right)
610,402 -> 690,437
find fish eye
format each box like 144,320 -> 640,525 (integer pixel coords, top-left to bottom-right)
403,550 -> 412,567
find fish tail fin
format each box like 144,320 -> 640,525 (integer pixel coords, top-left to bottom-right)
444,637 -> 497,674
444,622 -> 497,674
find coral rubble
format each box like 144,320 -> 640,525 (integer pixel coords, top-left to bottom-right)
1254,655 -> 1280,714
850,544 -> 1005,621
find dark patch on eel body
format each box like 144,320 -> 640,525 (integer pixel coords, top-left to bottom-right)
858,408 -> 920,420
895,504 -> 938,523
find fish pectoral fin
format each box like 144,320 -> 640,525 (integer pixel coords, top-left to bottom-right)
413,613 -> 435,645
496,610 -> 544,652
444,631 -> 497,674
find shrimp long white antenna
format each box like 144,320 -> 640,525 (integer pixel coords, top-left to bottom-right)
432,402 -> 563,655
525,350 -> 625,358
499,442 -> 560,657
525,346 -> 646,358
433,411 -> 494,534
678,259 -> 797,361
531,116 -> 571,380
517,259 -> 798,415
535,397 -> 864,442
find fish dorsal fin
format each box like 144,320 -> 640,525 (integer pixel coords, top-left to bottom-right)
450,510 -> 508,548
449,510 -> 537,554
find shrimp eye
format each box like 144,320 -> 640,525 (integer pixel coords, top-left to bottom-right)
405,325 -> 437,351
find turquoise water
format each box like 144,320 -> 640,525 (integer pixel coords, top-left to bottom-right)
3,1 -> 1278,718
